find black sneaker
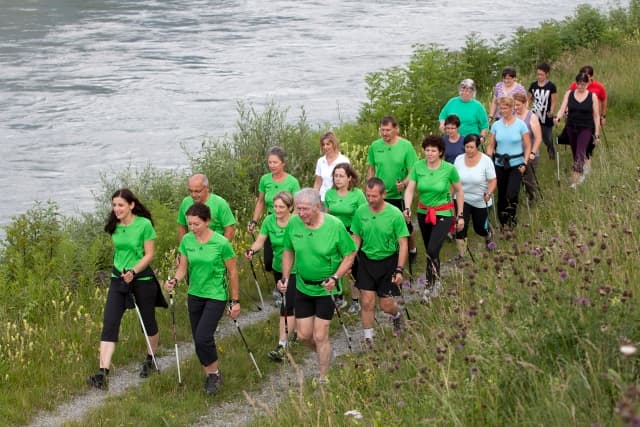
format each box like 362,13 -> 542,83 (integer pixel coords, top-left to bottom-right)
139,356 -> 155,378
87,371 -> 107,389
268,345 -> 286,362
204,372 -> 223,395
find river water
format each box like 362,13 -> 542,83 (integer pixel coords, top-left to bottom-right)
0,0 -> 614,225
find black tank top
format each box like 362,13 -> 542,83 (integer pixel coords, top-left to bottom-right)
567,91 -> 595,129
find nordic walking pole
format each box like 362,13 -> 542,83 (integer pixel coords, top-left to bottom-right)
282,292 -> 289,352
248,257 -> 265,310
327,288 -> 353,353
555,136 -> 561,186
128,283 -> 160,373
392,271 -> 411,321
168,283 -> 182,384
233,317 -> 263,378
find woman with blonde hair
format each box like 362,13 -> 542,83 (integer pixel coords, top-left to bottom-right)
313,131 -> 350,202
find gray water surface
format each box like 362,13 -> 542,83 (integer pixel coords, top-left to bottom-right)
0,0 -> 615,224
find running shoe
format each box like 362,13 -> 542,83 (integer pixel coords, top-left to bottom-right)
335,295 -> 348,310
268,345 -> 286,362
139,356 -> 155,378
347,301 -> 361,314
431,280 -> 443,298
87,371 -> 107,389
204,372 -> 223,395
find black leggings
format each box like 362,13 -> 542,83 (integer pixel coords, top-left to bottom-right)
272,271 -> 296,316
101,277 -> 158,342
417,214 -> 453,283
456,202 -> 490,239
495,165 -> 523,226
263,237 -> 274,272
188,295 -> 226,367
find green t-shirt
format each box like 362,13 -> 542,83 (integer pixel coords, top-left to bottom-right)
258,173 -> 300,214
367,138 -> 418,199
409,160 -> 460,216
178,232 -> 235,301
259,214 -> 288,273
324,188 -> 367,229
351,203 -> 409,260
283,214 -> 356,297
438,96 -> 490,137
177,194 -> 236,237
111,216 -> 156,278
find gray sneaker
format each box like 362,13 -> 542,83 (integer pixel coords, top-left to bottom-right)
204,372 -> 223,395
268,345 -> 286,362
347,301 -> 360,314
392,313 -> 404,337
421,287 -> 431,304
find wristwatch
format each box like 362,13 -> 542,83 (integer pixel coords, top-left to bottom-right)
330,275 -> 339,283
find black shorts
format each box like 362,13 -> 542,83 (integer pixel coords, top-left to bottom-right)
273,271 -> 296,316
385,198 -> 413,233
355,252 -> 401,298
294,289 -> 334,321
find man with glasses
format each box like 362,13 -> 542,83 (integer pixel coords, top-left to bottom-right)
177,174 -> 236,242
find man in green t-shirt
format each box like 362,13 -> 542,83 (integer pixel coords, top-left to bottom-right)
177,174 -> 236,242
351,178 -> 409,346
279,188 -> 356,384
366,115 -> 418,266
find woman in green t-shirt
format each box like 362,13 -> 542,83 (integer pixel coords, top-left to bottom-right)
166,203 -> 240,395
87,189 -> 159,389
404,136 -> 465,302
247,146 -> 300,305
245,191 -> 296,362
324,162 -> 367,314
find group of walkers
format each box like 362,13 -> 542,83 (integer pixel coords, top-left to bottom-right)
87,62 -> 607,394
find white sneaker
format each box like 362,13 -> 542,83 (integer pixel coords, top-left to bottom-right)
583,163 -> 591,175
569,183 -> 577,189
578,174 -> 585,184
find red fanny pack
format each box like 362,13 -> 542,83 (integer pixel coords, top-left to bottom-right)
417,201 -> 454,225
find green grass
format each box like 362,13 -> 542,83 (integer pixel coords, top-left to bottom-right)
1,7 -> 640,426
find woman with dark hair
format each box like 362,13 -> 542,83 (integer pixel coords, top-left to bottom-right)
245,191 -> 296,362
248,146 -> 300,305
166,203 -> 240,395
443,114 -> 465,164
486,96 -> 531,229
324,163 -> 367,313
453,135 -> 497,260
87,189 -> 161,389
488,67 -> 527,121
554,72 -> 601,188
404,136 -> 464,302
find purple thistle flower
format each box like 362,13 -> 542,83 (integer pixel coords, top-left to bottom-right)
568,258 -> 577,267
559,271 -> 568,280
417,277 -> 426,287
402,280 -> 410,288
575,296 -> 591,305
487,240 -> 497,250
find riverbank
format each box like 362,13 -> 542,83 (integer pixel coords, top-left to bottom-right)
1,3 -> 639,425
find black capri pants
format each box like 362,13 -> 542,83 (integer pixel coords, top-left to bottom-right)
455,202 -> 490,240
273,271 -> 296,316
188,295 -> 226,367
101,277 -> 159,342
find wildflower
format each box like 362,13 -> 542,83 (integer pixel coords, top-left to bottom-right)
575,296 -> 591,306
620,345 -> 637,356
559,271 -> 568,280
567,258 -> 577,267
344,410 -> 363,420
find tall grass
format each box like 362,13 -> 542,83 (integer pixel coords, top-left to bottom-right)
0,3 -> 639,426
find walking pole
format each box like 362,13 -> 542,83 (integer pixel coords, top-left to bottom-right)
233,317 -> 263,378
530,163 -> 544,201
129,286 -> 160,373
248,257 -> 265,310
282,293 -> 289,353
168,285 -> 182,384
555,136 -> 561,186
328,289 -> 353,353
392,271 -> 411,321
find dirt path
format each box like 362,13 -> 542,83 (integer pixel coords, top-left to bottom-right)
26,305 -> 277,427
